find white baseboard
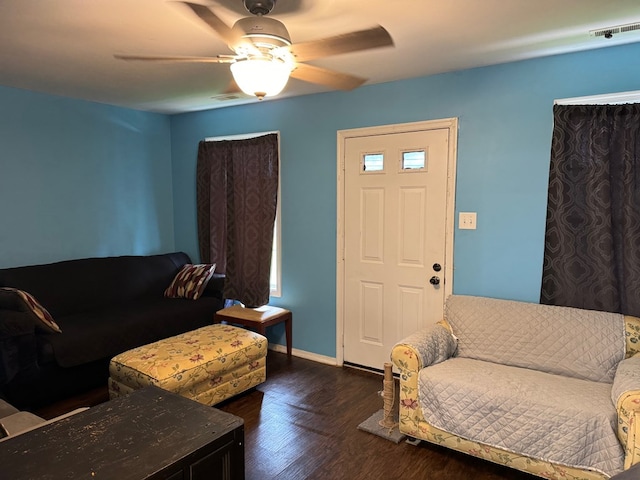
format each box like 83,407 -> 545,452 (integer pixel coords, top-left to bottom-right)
268,344 -> 337,366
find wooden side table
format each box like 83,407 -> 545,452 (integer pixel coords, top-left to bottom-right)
214,305 -> 292,357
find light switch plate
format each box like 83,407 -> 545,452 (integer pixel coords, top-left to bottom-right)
459,212 -> 477,230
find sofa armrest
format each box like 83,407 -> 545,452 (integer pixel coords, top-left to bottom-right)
391,321 -> 456,435
0,407 -> 89,442
202,273 -> 225,299
391,320 -> 457,372
0,311 -> 36,338
0,311 -> 38,386
612,354 -> 640,468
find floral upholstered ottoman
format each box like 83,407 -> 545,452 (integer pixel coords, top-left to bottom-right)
108,324 -> 267,406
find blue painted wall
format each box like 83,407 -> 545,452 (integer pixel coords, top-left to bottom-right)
0,86 -> 174,269
2,42 -> 639,359
170,42 -> 640,358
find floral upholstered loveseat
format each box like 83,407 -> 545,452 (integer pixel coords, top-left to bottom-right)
391,295 -> 640,480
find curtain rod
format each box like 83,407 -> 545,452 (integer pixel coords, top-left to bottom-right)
555,90 -> 640,105
205,131 -> 279,142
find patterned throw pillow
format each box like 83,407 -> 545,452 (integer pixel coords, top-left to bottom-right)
164,264 -> 216,300
0,287 -> 62,333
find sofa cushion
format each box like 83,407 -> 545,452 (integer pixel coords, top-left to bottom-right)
38,296 -> 221,368
419,357 -> 624,477
164,264 -> 216,300
0,252 -> 192,318
445,295 -> 626,383
0,288 -> 61,334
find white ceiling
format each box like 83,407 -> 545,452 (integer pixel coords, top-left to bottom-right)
1,0 -> 639,114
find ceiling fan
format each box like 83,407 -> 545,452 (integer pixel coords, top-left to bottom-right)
115,0 -> 394,99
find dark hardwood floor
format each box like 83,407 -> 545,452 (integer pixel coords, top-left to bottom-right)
36,351 -> 538,480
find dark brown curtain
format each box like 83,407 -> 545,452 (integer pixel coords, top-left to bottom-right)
541,104 -> 640,316
197,133 -> 278,308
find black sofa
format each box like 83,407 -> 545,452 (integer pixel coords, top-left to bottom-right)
0,252 -> 225,409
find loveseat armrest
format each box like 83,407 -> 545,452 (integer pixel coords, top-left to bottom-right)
612,354 -> 640,469
391,320 -> 457,372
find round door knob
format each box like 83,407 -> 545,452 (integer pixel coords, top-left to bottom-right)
430,276 -> 440,286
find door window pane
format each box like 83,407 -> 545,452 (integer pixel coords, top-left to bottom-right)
402,150 -> 426,170
363,153 -> 384,172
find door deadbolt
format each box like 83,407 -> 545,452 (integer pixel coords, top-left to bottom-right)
432,263 -> 442,272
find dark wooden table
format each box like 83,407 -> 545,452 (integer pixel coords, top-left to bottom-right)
0,386 -> 244,480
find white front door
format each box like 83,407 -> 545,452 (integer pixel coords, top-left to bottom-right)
338,120 -> 457,370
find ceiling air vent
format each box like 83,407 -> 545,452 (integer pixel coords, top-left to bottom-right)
590,22 -> 640,38
211,94 -> 245,102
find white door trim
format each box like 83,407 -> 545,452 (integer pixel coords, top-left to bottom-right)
336,118 -> 458,366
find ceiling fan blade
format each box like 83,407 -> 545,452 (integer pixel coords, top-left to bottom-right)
114,54 -> 235,63
290,63 -> 366,91
288,26 -> 393,63
179,2 -> 241,47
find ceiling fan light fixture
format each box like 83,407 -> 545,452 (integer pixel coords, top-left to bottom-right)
115,4 -> 395,102
230,57 -> 292,99
232,17 -> 292,50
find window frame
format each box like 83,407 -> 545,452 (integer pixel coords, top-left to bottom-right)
205,131 -> 282,298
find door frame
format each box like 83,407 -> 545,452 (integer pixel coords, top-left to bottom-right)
336,118 -> 459,366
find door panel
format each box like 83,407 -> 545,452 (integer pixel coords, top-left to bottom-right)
343,127 -> 452,369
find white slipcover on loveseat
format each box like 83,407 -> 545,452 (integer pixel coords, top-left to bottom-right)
391,295 -> 640,479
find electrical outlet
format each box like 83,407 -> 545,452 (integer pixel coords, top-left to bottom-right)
459,212 -> 477,230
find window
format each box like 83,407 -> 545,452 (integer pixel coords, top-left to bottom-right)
362,153 -> 384,172
269,210 -> 281,297
401,150 -> 426,170
541,98 -> 640,315
362,150 -> 428,172
206,132 -> 282,298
